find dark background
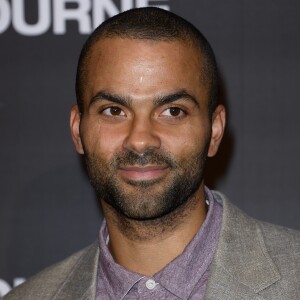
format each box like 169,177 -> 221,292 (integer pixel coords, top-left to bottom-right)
1,0 -> 299,296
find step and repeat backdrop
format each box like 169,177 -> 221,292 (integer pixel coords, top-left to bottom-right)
1,0 -> 300,296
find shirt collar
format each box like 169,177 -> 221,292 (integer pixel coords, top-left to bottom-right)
154,187 -> 223,299
98,222 -> 144,299
97,187 -> 223,300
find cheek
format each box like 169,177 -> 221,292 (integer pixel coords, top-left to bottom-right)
161,124 -> 210,156
80,120 -> 125,158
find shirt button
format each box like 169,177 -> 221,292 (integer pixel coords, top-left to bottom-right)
145,279 -> 156,290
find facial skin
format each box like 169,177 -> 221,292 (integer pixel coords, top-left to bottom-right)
70,37 -> 225,229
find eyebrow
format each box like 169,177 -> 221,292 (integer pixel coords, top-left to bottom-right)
89,91 -> 132,108
89,89 -> 199,109
153,89 -> 199,108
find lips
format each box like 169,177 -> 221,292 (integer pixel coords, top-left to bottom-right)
118,165 -> 170,181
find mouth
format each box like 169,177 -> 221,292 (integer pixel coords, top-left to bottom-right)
118,165 -> 170,181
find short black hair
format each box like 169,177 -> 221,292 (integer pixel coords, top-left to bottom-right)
75,7 -> 219,117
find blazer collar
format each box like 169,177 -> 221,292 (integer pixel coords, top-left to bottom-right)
54,242 -> 99,300
205,191 -> 281,300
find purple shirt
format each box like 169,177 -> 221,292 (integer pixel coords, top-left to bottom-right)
96,188 -> 223,299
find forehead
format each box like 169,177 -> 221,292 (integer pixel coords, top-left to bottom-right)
83,37 -> 207,106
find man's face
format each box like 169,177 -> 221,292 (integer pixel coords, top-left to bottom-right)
71,38 -> 224,220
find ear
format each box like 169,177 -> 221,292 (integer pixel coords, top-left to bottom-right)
70,104 -> 84,154
208,105 -> 226,157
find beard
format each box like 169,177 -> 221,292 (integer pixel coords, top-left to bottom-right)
84,144 -> 209,221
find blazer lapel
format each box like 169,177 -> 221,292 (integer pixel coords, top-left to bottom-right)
205,192 -> 281,300
54,242 -> 99,300
204,264 -> 266,300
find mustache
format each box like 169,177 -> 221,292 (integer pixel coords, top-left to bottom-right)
114,149 -> 177,168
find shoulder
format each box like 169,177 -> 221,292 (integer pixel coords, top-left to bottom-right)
3,242 -> 98,300
257,220 -> 300,270
210,190 -> 300,298
212,189 -> 300,249
258,218 -> 300,244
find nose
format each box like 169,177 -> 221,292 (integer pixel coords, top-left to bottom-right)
122,116 -> 161,154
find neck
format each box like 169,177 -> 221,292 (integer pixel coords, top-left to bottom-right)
101,185 -> 207,276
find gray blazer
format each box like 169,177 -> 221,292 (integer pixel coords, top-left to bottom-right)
4,192 -> 300,299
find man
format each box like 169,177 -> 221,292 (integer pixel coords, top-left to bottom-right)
4,7 -> 300,300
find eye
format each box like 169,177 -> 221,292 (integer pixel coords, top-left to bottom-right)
161,107 -> 185,117
102,106 -> 125,116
